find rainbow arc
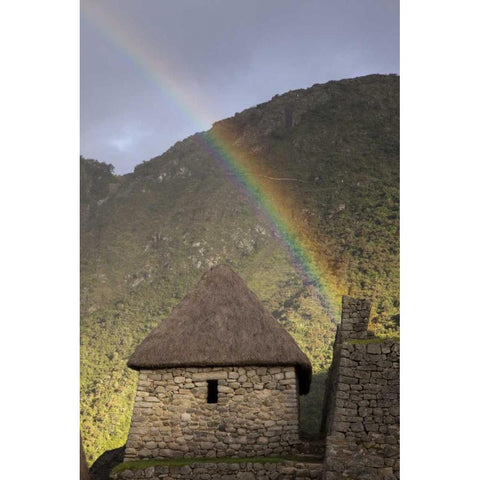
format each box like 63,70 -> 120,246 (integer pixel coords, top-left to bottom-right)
82,1 -> 343,319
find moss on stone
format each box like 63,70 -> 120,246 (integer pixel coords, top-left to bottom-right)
113,455 -> 301,473
345,335 -> 399,345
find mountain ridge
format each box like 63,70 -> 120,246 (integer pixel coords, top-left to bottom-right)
80,73 -> 399,463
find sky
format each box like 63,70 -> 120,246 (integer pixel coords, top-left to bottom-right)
81,0 -> 399,174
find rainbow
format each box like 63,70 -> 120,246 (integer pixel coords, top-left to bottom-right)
82,1 -> 342,319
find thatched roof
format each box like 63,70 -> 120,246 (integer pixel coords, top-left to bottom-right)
128,265 -> 312,394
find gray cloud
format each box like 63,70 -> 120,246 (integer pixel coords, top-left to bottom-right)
81,0 -> 399,174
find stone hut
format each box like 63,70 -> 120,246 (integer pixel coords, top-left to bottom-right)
124,265 -> 312,461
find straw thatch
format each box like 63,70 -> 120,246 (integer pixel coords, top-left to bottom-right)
128,264 -> 312,394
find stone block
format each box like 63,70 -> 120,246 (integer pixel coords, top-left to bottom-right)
237,472 -> 255,480
192,371 -> 228,381
279,378 -> 296,385
338,375 -> 359,384
340,357 -> 358,368
218,385 -> 233,394
350,422 -> 365,432
332,421 -> 349,432
365,454 -> 385,468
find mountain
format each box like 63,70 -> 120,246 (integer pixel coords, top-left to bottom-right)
80,74 -> 399,463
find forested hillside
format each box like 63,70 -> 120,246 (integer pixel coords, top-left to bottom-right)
80,74 -> 399,463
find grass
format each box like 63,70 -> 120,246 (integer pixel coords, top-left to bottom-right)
346,334 -> 399,345
113,455 -> 303,473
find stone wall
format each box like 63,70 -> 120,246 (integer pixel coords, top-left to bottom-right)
338,296 -> 373,342
124,366 -> 300,460
319,297 -> 373,439
111,459 -> 323,480
321,296 -> 400,480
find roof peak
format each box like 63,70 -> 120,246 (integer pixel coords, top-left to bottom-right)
127,265 -> 312,394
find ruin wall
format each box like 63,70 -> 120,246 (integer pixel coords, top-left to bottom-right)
111,459 -> 323,480
321,297 -> 400,480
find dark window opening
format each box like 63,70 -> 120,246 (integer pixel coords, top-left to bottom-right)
207,379 -> 218,403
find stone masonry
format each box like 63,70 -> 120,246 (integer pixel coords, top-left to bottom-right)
336,296 -> 373,342
111,459 -> 323,480
124,366 -> 301,460
321,297 -> 400,480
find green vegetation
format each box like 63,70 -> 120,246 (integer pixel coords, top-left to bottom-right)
80,156 -> 117,206
114,455 -> 304,473
81,74 -> 399,464
346,335 -> 400,344
299,372 -> 328,436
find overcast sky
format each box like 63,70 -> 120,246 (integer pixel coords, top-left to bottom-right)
81,0 -> 399,174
